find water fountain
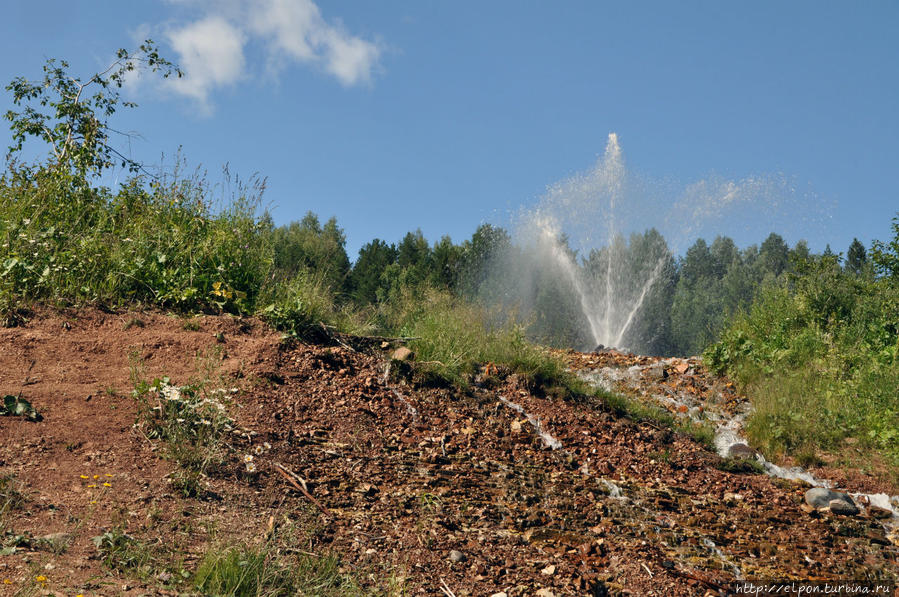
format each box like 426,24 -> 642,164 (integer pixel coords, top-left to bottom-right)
497,132 -> 824,353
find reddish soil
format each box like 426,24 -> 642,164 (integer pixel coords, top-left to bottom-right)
1,309 -> 897,596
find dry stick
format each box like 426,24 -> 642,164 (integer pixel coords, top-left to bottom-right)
319,322 -> 355,352
438,578 -> 457,597
274,463 -> 331,516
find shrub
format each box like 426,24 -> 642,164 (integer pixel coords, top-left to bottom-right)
706,240 -> 899,475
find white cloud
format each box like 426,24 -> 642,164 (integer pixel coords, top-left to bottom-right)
144,0 -> 382,113
248,0 -> 381,86
165,16 -> 246,112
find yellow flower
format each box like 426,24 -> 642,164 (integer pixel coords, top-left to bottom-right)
79,475 -> 89,479
87,484 -> 96,488
93,475 -> 99,480
102,482 -> 111,487
104,473 -> 113,477
35,575 -> 47,582
3,578 -> 12,584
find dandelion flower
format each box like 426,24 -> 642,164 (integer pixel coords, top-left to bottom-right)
245,462 -> 257,473
35,575 -> 47,582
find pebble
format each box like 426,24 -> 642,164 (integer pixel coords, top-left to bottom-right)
449,550 -> 466,563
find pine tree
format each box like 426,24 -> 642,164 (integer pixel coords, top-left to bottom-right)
845,238 -> 867,275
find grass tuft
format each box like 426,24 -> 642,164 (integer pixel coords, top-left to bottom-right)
381,287 -> 572,390
194,540 -> 363,597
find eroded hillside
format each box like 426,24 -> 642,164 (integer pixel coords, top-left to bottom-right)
1,309 -> 897,596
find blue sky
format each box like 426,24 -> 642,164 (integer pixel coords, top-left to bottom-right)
2,1 -> 897,259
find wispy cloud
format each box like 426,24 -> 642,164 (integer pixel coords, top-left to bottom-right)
165,16 -> 246,113
248,0 -> 382,86
143,0 -> 382,114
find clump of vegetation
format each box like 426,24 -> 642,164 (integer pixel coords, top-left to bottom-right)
706,222 -> 899,476
0,475 -> 25,532
381,286 -> 571,389
259,270 -> 340,341
133,377 -> 234,477
716,457 -> 766,475
92,528 -> 155,575
193,540 -> 363,597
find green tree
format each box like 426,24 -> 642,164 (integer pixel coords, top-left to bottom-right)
271,213 -> 350,292
619,229 -> 677,355
757,232 -> 790,278
845,238 -> 868,275
396,229 -> 430,270
4,41 -> 180,180
871,215 -> 899,280
428,235 -> 463,290
458,223 -> 511,297
347,239 -> 396,305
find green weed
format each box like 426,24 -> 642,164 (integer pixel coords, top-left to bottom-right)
133,377 -> 234,477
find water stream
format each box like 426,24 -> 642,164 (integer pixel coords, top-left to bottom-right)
577,362 -> 899,531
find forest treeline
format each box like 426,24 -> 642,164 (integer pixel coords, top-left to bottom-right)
269,213 -> 878,358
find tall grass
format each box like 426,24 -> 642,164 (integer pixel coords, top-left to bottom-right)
381,286 -> 571,389
193,541 -> 364,597
0,163 -> 272,315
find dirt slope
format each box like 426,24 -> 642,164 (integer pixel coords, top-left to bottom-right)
0,309 -> 896,596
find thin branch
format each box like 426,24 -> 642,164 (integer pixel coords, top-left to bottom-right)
438,579 -> 457,597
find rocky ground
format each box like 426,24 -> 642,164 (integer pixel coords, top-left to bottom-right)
0,309 -> 897,596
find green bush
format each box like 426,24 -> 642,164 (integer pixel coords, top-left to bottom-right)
0,164 -> 272,314
706,243 -> 899,475
259,269 -> 340,340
